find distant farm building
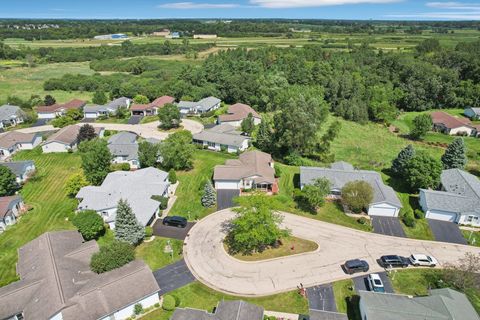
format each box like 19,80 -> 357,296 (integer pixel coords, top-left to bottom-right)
94,33 -> 128,40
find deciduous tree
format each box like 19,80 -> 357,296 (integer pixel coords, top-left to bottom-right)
79,139 -> 112,185
159,131 -> 195,170
77,124 -> 97,143
44,94 -> 56,106
0,166 -> 18,196
240,113 -> 255,135
138,141 -> 160,168
341,180 -> 374,213
158,103 -> 181,129
92,91 -> 108,105
72,210 -> 105,240
65,173 -> 88,197
410,114 -> 432,140
301,178 -> 331,211
90,240 -> 135,273
404,152 -> 443,191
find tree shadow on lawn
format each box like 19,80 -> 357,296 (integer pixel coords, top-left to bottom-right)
346,295 -> 362,320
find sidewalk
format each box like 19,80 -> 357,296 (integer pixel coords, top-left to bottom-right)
264,311 -> 299,320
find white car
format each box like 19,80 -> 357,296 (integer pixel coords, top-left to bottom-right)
409,254 -> 438,267
367,273 -> 385,293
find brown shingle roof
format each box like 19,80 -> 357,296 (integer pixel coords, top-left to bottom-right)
45,125 -> 103,145
0,195 -> 21,219
0,131 -> 38,149
218,103 -> 260,122
130,96 -> 175,111
214,150 -> 275,184
37,99 -> 86,113
431,111 -> 473,130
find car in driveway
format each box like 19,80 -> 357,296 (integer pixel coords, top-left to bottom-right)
367,273 -> 385,293
409,254 -> 438,267
344,259 -> 369,274
379,255 -> 410,268
162,216 -> 188,228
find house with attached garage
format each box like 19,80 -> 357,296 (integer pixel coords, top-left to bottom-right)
0,230 -> 161,320
171,300 -> 264,320
419,168 -> 480,226
83,97 -> 131,119
178,96 -> 221,115
464,107 -> 480,120
41,124 -> 104,153
0,160 -> 35,183
76,167 -> 170,228
217,103 -> 262,127
431,111 -> 476,136
107,131 -> 139,169
193,124 -> 250,153
0,195 -> 25,233
0,131 -> 42,159
0,104 -> 26,129
37,99 -> 86,120
213,150 -> 278,192
130,96 -> 175,116
300,162 -> 402,217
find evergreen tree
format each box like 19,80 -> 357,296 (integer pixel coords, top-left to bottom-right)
0,166 -> 18,196
44,94 -> 56,106
77,124 -> 97,143
114,199 -> 144,246
201,180 -> 216,208
240,113 -> 255,135
391,144 -> 416,176
441,137 -> 467,169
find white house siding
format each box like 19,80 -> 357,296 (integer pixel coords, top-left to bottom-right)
112,292 -> 160,320
0,147 -> 14,159
112,156 -> 139,169
458,213 -> 480,226
49,312 -> 63,320
215,180 -> 241,190
42,141 -> 71,153
425,210 -> 457,222
38,112 -> 56,119
19,136 -> 42,150
220,120 -> 242,127
84,112 -> 99,119
368,203 -> 400,217
449,126 -> 474,136
0,213 -> 17,233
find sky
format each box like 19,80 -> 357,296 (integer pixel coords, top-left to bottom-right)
1,0 -> 480,20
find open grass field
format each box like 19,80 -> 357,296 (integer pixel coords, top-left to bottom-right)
0,148 -> 81,286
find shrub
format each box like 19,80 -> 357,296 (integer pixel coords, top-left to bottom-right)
358,217 -> 368,225
414,209 -> 425,219
72,210 -> 105,240
162,295 -> 176,311
110,163 -> 130,171
90,240 -> 135,273
152,195 -> 169,210
401,208 -> 416,228
274,163 -> 282,178
168,169 -> 177,184
65,173 -> 88,197
145,226 -> 153,238
120,163 -> 131,171
134,303 -> 143,315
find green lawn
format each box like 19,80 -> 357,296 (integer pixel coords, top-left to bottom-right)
168,149 -> 235,220
462,230 -> 480,247
135,237 -> 184,270
0,148 -> 81,286
332,279 -> 355,313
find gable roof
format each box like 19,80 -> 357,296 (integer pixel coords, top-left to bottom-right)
193,124 -> 250,148
170,300 -> 264,320
0,131 -> 39,149
0,195 -> 22,219
218,103 -> 260,122
107,131 -> 139,160
0,231 -> 159,320
178,96 -> 221,112
465,107 -> 480,116
37,99 -> 86,113
0,160 -> 34,177
84,97 -> 131,114
45,125 -> 103,145
214,150 -> 275,184
0,105 -> 23,122
431,111 -> 473,130
130,96 -> 174,111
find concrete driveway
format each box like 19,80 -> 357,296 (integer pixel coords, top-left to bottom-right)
371,217 -> 406,238
153,259 -> 196,295
353,272 -> 394,293
428,220 -> 467,245
183,209 -> 480,296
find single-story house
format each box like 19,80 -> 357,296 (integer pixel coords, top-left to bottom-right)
108,131 -> 139,169
213,150 -> 278,192
178,96 -> 221,115
0,105 -> 25,129
83,97 -> 131,119
0,195 -> 25,233
431,111 -> 475,136
76,167 -> 170,228
359,288 -> 479,320
217,103 -> 261,127
171,300 -> 264,320
37,99 -> 86,120
130,96 -> 175,116
0,131 -> 42,159
193,124 -> 250,153
464,107 -> 480,120
300,162 -> 402,217
0,160 -> 35,183
0,231 -> 160,320
419,168 -> 480,226
41,124 -> 104,153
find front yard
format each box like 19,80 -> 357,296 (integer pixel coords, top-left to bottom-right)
135,237 -> 184,270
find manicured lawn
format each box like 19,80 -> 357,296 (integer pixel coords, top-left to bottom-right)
226,236 -> 318,261
401,218 -> 434,240
332,279 -> 355,313
168,150 -> 235,220
140,115 -> 159,124
135,237 -> 184,270
462,230 -> 480,247
0,148 -> 81,286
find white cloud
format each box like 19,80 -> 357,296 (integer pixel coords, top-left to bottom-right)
426,2 -> 480,10
249,0 -> 401,8
157,2 -> 240,9
385,12 -> 480,19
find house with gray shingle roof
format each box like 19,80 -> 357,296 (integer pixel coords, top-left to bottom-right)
464,107 -> 480,120
359,289 -> 479,320
300,162 -> 402,217
0,104 -> 25,129
84,97 -> 131,119
0,160 -> 35,183
170,300 -> 264,320
107,131 -> 139,169
419,168 -> 480,226
178,96 -> 221,115
193,124 -> 250,153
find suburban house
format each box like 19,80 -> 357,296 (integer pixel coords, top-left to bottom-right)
178,96 -> 221,115
193,124 -> 250,153
76,167 -> 170,228
0,131 -> 42,159
37,99 -> 86,120
42,124 -> 104,153
464,107 -> 480,120
83,97 -> 131,119
0,104 -> 25,129
0,160 -> 35,183
431,111 -> 476,136
0,230 -> 160,320
300,162 -> 402,217
419,168 -> 480,226
171,300 -> 264,320
213,150 -> 277,192
107,131 -> 139,169
217,103 -> 261,127
130,96 -> 175,116
358,289 -> 479,320
0,195 -> 25,233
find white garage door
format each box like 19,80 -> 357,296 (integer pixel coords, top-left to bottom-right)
215,180 -> 239,190
368,205 -> 398,217
426,210 -> 456,222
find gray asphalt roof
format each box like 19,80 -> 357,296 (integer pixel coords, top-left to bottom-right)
0,160 -> 34,177
300,164 -> 402,208
107,132 -> 139,160
193,124 -> 250,148
170,300 -> 264,320
466,107 -> 480,115
0,105 -> 22,122
84,97 -> 130,113
178,96 -> 221,112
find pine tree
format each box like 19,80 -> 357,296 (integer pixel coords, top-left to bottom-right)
114,199 -> 145,246
201,180 -> 216,208
391,144 -> 415,176
441,137 -> 467,169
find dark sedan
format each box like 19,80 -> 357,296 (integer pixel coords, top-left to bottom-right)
162,216 -> 188,228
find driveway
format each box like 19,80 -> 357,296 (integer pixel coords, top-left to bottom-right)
309,310 -> 348,320
128,115 -> 143,124
216,189 -> 240,210
183,209 -> 479,296
31,119 -> 49,127
307,283 -> 337,312
428,220 -> 467,245
371,217 -> 406,238
152,219 -> 195,240
352,272 -> 394,294
153,259 -> 196,295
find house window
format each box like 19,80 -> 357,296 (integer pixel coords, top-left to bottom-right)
207,141 -> 215,147
467,215 -> 479,223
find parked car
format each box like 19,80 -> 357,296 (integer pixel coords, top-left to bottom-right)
367,273 -> 385,293
409,254 -> 437,267
162,216 -> 188,228
379,255 -> 410,268
344,259 -> 369,274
